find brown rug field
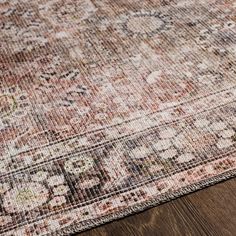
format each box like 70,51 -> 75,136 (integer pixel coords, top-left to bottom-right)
0,0 -> 236,235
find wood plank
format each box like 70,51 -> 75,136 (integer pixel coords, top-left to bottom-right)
77,178 -> 236,236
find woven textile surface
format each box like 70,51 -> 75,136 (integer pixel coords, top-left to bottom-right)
0,0 -> 236,235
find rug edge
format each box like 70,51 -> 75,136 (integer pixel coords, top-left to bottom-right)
53,168 -> 236,236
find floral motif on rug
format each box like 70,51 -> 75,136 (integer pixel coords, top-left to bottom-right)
0,0 -> 236,235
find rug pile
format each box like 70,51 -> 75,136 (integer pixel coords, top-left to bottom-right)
0,0 -> 236,235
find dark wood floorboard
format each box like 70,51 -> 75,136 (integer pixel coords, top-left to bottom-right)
77,178 -> 236,236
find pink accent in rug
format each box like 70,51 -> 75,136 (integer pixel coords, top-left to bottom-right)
0,0 -> 236,235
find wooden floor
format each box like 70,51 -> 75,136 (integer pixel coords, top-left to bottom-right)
78,178 -> 236,236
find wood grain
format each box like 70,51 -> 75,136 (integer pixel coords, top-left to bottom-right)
77,178 -> 236,236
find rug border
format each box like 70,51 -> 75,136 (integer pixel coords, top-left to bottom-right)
53,168 -> 236,236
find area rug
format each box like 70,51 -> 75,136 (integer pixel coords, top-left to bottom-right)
0,0 -> 236,235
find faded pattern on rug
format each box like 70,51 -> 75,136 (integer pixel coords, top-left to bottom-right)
0,0 -> 236,235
